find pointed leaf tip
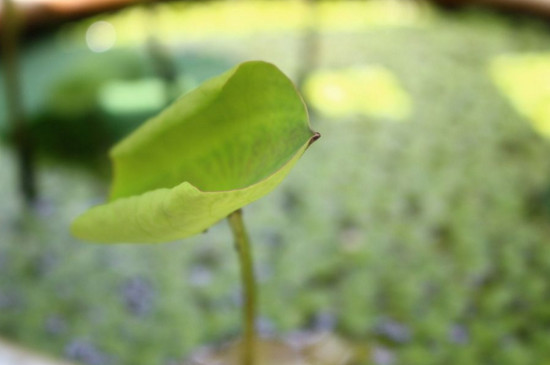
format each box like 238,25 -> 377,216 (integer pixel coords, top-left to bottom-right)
309,132 -> 321,146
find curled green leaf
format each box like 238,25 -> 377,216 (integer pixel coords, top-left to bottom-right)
71,61 -> 319,243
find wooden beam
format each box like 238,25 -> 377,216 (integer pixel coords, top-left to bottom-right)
0,0 -> 137,31
0,0 -> 197,37
433,0 -> 550,17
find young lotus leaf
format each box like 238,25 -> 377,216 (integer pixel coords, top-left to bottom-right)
72,61 -> 319,243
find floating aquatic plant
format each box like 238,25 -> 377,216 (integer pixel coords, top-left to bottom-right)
72,61 -> 320,365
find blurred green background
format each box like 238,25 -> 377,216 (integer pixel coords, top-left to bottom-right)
2,0 -> 550,364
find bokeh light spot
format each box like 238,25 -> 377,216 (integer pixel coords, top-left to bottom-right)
99,79 -> 166,115
304,66 -> 412,121
85,21 -> 116,53
490,53 -> 550,138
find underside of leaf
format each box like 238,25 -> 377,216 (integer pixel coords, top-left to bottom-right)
72,138 -> 316,243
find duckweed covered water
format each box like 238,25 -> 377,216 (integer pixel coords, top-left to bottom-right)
2,3 -> 550,365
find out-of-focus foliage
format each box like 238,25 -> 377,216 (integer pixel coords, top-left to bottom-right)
27,52 -> 147,165
490,53 -> 550,137
2,1 -> 550,365
0,48 -> 233,167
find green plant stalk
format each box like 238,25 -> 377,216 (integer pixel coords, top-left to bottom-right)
1,0 -> 37,206
228,209 -> 257,365
142,0 -> 179,104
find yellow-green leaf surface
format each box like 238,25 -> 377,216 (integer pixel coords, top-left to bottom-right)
72,61 -> 319,243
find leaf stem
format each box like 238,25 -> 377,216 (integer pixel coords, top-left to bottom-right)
228,209 -> 257,365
